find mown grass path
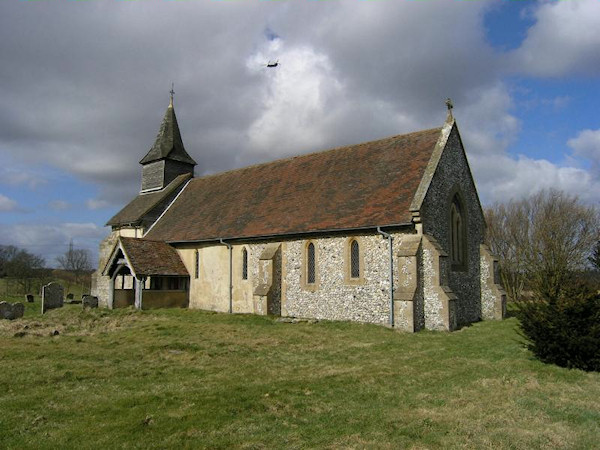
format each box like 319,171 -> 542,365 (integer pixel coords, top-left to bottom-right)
1,304 -> 599,449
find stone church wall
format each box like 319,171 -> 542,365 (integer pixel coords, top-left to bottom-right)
177,232 -> 414,326
420,126 -> 485,326
283,232 -> 409,326
91,232 -> 119,308
177,242 -> 269,314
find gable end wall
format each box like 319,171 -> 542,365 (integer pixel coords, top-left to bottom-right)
420,127 -> 484,325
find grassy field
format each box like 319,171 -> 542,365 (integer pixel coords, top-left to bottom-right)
0,304 -> 599,449
0,273 -> 91,305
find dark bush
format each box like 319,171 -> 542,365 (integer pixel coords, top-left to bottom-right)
517,285 -> 600,372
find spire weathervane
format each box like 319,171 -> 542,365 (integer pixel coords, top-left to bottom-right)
169,83 -> 175,108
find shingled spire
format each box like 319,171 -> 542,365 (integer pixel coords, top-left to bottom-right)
139,91 -> 196,192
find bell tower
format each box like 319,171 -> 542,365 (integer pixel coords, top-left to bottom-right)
139,87 -> 196,192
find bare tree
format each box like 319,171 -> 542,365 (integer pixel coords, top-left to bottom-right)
56,240 -> 92,289
0,245 -> 46,294
590,240 -> 600,272
485,190 -> 599,301
0,245 -> 13,277
485,204 -> 529,301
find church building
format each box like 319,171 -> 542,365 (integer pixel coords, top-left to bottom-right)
92,95 -> 505,332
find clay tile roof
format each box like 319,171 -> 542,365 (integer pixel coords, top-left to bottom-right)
139,105 -> 196,166
106,173 -> 192,226
120,237 -> 189,277
145,127 -> 443,242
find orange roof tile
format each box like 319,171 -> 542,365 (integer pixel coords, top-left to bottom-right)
145,127 -> 442,242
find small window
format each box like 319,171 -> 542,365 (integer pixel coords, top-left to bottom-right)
150,277 -> 163,290
350,240 -> 360,278
195,250 -> 199,279
307,242 -> 316,284
242,247 -> 248,280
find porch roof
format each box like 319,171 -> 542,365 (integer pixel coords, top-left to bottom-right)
117,237 -> 189,277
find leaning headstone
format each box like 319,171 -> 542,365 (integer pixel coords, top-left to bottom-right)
42,282 -> 64,314
26,294 -> 34,303
82,295 -> 98,309
0,302 -> 25,320
66,293 -> 74,300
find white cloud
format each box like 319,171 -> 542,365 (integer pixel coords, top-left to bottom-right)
568,128 -> 600,173
471,153 -> 600,206
509,0 -> 600,76
458,83 -> 521,157
0,167 -> 47,190
86,199 -> 110,210
0,194 -> 18,212
245,40 -> 345,157
49,200 -> 70,211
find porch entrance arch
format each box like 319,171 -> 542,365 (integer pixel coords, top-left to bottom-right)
103,237 -> 190,310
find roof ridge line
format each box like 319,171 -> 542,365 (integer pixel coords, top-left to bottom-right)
193,126 -> 443,183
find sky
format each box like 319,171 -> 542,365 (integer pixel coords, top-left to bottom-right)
1,0 -> 599,268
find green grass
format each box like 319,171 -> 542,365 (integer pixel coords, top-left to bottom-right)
0,305 -> 599,449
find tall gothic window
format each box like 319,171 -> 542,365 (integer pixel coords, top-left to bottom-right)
307,242 -> 316,284
450,194 -> 466,269
242,248 -> 248,280
195,250 -> 200,279
350,240 -> 360,279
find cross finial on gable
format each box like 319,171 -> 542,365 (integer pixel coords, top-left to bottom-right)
169,83 -> 175,108
445,98 -> 454,120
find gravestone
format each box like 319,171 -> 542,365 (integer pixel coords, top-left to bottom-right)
42,282 -> 64,314
0,302 -> 25,320
82,295 -> 98,309
26,294 -> 34,303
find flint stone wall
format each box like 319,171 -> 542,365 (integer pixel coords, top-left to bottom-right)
421,236 -> 457,331
480,244 -> 506,320
91,232 -> 119,308
283,232 -> 408,325
246,243 -> 282,315
420,126 -> 484,326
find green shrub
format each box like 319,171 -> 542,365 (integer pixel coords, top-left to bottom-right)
517,286 -> 600,372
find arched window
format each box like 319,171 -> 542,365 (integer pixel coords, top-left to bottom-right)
195,250 -> 200,279
450,194 -> 466,268
350,240 -> 360,279
242,248 -> 248,280
307,242 -> 316,284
